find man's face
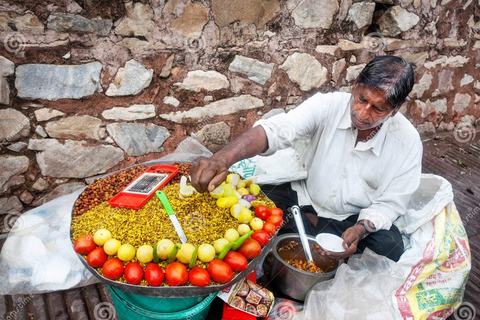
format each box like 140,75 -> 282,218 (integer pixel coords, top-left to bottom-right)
350,83 -> 397,131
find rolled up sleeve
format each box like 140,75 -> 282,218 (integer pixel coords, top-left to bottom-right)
358,141 -> 423,230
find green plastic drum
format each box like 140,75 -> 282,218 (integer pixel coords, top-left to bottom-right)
108,286 -> 217,320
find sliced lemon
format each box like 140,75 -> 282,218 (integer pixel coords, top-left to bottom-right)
238,199 -> 252,208
222,184 -> 234,197
238,208 -> 253,224
226,173 -> 240,187
179,185 -> 196,198
251,200 -> 266,208
209,185 -> 224,199
244,178 -> 257,187
230,203 -> 243,218
237,187 -> 249,196
217,195 -> 238,208
236,179 -> 246,189
249,184 -> 261,196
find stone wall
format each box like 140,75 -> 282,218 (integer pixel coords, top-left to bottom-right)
0,0 -> 479,218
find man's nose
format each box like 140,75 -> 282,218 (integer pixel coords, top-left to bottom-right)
359,104 -> 373,119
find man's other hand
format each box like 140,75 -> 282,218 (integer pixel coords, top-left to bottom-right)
190,156 -> 230,193
320,225 -> 366,260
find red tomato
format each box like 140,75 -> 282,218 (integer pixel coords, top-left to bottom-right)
102,258 -> 124,280
223,251 -> 248,272
255,205 -> 271,220
87,247 -> 108,268
251,230 -> 270,247
145,263 -> 164,286
270,207 -> 283,217
124,262 -> 144,285
263,222 -> 277,236
237,238 -> 261,260
74,234 -> 96,255
188,267 -> 211,287
207,260 -> 233,284
266,214 -> 283,228
165,262 -> 188,286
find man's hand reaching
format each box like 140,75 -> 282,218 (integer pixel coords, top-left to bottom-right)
318,224 -> 366,260
190,156 -> 230,193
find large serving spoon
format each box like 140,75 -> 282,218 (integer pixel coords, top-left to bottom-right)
291,205 -> 314,263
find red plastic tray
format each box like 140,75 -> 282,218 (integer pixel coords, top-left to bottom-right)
108,164 -> 179,210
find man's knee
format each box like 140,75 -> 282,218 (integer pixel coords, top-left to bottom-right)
362,231 -> 404,262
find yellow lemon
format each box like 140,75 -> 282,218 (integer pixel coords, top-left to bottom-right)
117,244 -> 136,262
250,217 -> 264,231
197,244 -> 215,262
238,208 -> 253,224
224,228 -> 240,242
209,185 -> 224,199
156,239 -> 174,260
230,203 -> 243,218
249,184 -> 261,196
217,196 -> 238,208
237,187 -> 249,196
176,243 -> 196,264
103,238 -> 121,256
222,184 -> 234,197
226,173 -> 240,186
179,185 -> 196,198
236,179 -> 246,189
136,245 -> 154,264
214,238 -> 230,254
237,224 -> 251,236
94,229 -> 112,246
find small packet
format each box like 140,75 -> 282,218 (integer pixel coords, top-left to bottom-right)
218,278 -> 275,317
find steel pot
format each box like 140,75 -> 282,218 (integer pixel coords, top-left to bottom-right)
271,233 -> 342,301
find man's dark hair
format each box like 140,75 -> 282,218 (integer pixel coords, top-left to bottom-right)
357,56 -> 415,108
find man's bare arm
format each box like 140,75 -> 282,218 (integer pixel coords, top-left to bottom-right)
190,126 -> 268,193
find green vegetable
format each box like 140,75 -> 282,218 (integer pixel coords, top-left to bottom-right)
189,245 -> 199,268
232,230 -> 254,250
217,242 -> 235,260
168,243 -> 181,263
153,242 -> 159,263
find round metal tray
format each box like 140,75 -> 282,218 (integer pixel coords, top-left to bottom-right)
71,160 -> 277,297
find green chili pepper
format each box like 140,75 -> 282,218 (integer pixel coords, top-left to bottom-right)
232,230 -> 254,250
217,242 -> 235,260
168,243 -> 181,263
153,242 -> 159,264
189,245 -> 199,268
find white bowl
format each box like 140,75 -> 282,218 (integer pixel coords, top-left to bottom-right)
315,233 -> 345,252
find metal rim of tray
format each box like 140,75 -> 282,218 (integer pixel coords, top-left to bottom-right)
71,160 -> 277,297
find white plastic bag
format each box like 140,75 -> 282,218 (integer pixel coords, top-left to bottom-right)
294,174 -> 471,320
0,189 -> 100,294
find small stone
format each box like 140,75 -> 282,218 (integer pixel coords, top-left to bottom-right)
397,52 -> 428,66
287,96 -> 301,105
474,81 -> 480,90
28,139 -> 124,178
384,39 -> 427,51
106,123 -> 170,156
45,115 -> 103,140
0,12 -> 44,34
378,6 -> 420,37
315,45 -> 339,56
32,177 -> 49,192
432,99 -> 448,114
348,2 -> 375,29
0,196 -> 23,215
47,12 -> 112,36
0,108 -> 30,142
452,94 -> 472,114
32,182 -> 86,206
350,56 -> 357,63
160,54 -> 174,78
280,53 -> 328,91
212,0 -> 281,28
101,105 -> 155,120
332,59 -> 346,83
106,60 -> 154,96
262,108 -> 286,120
432,70 -> 453,97
438,122 -> 455,131
292,0 -> 339,29
444,38 -> 468,47
19,190 -> 34,205
170,2 -> 209,38
275,96 -> 281,102
34,108 -> 65,122
416,122 -> 436,134
0,77 -> 10,105
163,96 -> 180,107
240,117 -> 246,122
346,64 -> 366,82
66,0 -> 83,14
160,95 -> 264,124
35,126 -> 48,138
7,142 -> 28,152
410,72 -> 433,98
15,62 -> 103,100
460,115 -> 476,125
338,39 -> 365,51
204,96 -> 213,102
63,52 -> 71,59
228,55 -> 274,85
191,122 -> 231,153
0,155 -> 29,194
104,137 -> 114,144
174,70 -> 229,92
460,75 -> 474,87
114,2 -> 157,37
424,56 -> 469,69
0,56 -> 15,76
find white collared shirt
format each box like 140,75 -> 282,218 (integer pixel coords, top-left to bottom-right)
254,92 -> 423,231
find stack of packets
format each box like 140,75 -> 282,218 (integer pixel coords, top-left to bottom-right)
218,278 -> 275,317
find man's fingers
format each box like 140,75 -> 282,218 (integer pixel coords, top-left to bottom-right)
208,170 -> 228,192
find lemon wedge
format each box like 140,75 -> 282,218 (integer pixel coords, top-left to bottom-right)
209,185 -> 224,199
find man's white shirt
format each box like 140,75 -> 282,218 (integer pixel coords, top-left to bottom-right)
254,92 -> 423,231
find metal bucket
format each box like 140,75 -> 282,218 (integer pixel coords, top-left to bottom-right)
271,233 -> 342,301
